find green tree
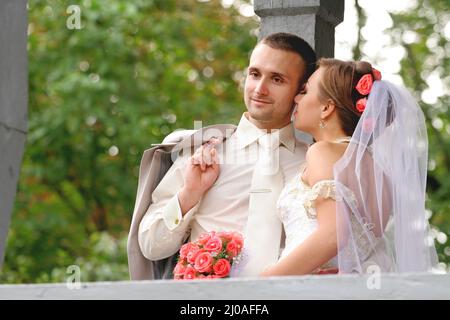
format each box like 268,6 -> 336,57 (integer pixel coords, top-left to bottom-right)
1,0 -> 257,283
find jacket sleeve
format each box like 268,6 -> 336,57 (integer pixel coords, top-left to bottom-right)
138,155 -> 200,260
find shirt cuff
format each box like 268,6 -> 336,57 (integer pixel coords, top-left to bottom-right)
162,193 -> 199,231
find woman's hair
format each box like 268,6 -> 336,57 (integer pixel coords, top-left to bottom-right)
317,58 -> 379,136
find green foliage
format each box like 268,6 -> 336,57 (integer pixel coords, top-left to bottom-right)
1,0 -> 257,283
387,0 -> 450,267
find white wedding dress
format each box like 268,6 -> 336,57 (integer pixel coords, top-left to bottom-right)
276,164 -> 338,271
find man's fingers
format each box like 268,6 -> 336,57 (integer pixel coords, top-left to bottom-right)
202,145 -> 213,165
191,140 -> 221,170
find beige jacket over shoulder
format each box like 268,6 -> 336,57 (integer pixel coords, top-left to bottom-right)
127,124 -> 236,280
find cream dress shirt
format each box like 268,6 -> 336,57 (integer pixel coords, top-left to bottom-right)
138,113 -> 307,260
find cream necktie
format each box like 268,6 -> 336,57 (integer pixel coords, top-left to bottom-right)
239,132 -> 284,277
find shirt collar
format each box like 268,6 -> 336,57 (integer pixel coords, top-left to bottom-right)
234,112 -> 296,153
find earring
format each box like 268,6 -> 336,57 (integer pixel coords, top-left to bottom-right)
319,120 -> 327,129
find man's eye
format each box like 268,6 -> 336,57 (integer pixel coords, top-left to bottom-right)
273,77 -> 283,83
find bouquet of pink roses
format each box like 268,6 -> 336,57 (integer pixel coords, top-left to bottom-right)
173,231 -> 244,280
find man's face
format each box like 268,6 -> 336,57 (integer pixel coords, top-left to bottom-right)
244,43 -> 305,130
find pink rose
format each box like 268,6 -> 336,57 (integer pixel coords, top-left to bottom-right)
173,261 -> 187,277
183,266 -> 197,280
231,233 -> 244,251
372,68 -> 382,81
355,74 -> 373,95
356,98 -> 367,113
213,259 -> 231,278
204,236 -> 223,253
217,231 -> 233,242
226,240 -> 239,258
196,232 -> 212,246
180,242 -> 198,260
194,251 -> 214,273
186,246 -> 201,264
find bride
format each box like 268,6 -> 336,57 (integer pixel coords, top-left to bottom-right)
260,58 -> 438,275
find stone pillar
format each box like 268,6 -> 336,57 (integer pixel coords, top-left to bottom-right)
254,0 -> 345,58
0,0 -> 28,268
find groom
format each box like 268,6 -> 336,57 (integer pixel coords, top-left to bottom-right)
130,32 -> 316,279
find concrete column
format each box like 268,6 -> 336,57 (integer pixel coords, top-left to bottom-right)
254,0 -> 345,58
0,0 -> 28,268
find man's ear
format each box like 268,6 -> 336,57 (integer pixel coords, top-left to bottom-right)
321,99 -> 337,119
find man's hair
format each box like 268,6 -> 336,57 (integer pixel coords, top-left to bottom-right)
260,32 -> 317,86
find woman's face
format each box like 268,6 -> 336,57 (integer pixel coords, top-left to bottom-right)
293,67 -> 325,135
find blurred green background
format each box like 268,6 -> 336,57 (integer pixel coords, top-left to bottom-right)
1,0 -> 448,283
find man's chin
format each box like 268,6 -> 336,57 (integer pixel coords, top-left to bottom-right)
247,108 -> 273,122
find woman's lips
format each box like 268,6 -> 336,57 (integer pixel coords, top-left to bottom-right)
293,104 -> 298,117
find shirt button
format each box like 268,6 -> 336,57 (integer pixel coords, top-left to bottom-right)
175,218 -> 179,225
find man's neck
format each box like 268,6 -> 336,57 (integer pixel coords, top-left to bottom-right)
245,113 -> 291,133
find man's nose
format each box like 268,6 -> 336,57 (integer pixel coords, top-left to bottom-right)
255,79 -> 269,96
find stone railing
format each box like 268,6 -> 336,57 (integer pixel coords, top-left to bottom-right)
1,273 -> 449,299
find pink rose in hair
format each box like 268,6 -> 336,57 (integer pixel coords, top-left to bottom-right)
194,251 -> 214,273
356,74 -> 373,95
356,98 -> 367,113
213,259 -> 231,278
362,117 -> 375,133
372,68 -> 382,81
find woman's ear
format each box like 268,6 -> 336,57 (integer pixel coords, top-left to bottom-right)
321,99 -> 336,119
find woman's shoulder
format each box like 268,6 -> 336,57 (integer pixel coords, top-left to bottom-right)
305,141 -> 347,185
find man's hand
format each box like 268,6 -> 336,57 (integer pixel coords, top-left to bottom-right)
178,138 -> 221,215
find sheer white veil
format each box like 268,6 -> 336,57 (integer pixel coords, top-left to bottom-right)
333,80 -> 439,274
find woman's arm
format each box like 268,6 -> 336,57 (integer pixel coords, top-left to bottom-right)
260,198 -> 337,276
260,141 -> 345,276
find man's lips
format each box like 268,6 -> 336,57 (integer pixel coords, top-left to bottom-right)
251,97 -> 272,104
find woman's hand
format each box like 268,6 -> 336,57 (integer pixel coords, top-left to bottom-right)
178,138 -> 221,214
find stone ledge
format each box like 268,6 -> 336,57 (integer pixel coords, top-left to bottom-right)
1,273 -> 448,300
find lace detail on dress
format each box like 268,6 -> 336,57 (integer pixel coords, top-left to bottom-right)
277,170 -> 389,273
276,173 -> 340,268
303,180 -> 336,219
